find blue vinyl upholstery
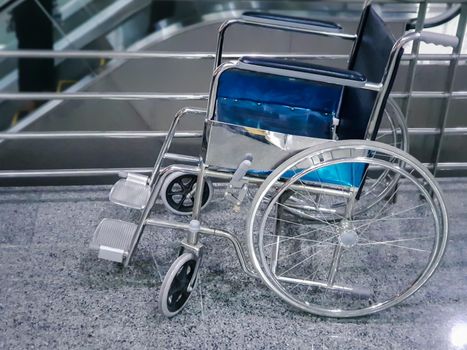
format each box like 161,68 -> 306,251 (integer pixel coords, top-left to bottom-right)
337,6 -> 401,140
250,164 -> 366,188
216,68 -> 342,139
215,68 -> 366,187
213,5 -> 396,188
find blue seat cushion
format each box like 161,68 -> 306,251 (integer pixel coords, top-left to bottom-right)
216,68 -> 343,139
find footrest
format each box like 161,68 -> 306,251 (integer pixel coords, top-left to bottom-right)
90,219 -> 137,263
109,173 -> 151,209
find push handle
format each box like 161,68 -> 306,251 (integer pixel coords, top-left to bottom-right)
419,31 -> 459,48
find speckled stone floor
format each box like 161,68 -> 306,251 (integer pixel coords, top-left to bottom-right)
0,179 -> 466,349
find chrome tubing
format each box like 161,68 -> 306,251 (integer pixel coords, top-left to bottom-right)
365,30 -> 459,140
0,50 -> 464,62
214,17 -> 357,68
144,218 -> 258,278
0,131 -> 202,139
0,92 -> 208,101
148,107 -> 206,186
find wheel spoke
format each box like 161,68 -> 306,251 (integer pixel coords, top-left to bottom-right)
175,194 -> 188,209
168,190 -> 183,196
279,246 -> 330,277
182,177 -> 196,190
355,203 -> 428,233
264,232 -> 338,247
358,237 -> 430,253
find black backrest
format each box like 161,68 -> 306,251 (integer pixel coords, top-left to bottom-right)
337,5 -> 402,140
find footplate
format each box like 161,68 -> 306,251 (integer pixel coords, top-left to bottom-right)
109,173 -> 151,209
90,219 -> 137,263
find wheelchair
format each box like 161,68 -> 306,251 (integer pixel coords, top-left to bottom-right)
90,4 -> 455,318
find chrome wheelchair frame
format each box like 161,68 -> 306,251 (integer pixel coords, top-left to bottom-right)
90,4 -> 455,318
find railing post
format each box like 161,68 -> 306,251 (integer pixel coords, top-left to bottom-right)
401,1 -> 427,119
432,3 -> 467,177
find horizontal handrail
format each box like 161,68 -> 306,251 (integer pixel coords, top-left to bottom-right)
0,168 -> 153,178
391,91 -> 467,99
0,131 -> 203,139
379,127 -> 467,136
0,92 -> 208,101
3,127 -> 467,141
0,50 -> 465,62
0,50 -> 345,60
0,91 -> 466,101
0,161 -> 465,178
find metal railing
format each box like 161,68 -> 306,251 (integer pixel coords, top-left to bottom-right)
0,1 -> 466,179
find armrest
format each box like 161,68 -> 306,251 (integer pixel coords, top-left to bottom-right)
215,16 -> 356,67
239,57 -> 366,83
242,12 -> 342,32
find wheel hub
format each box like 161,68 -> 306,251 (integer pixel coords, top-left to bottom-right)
338,221 -> 358,248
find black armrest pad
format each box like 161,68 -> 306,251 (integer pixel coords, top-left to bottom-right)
243,12 -> 342,31
240,57 -> 366,82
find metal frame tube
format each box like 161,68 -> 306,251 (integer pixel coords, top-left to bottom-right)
5,161 -> 467,179
0,50 -> 464,62
3,125 -> 467,140
1,90 -> 466,102
0,163 -> 355,196
391,91 -> 467,99
0,92 -> 208,101
214,18 -> 356,68
147,107 -> 205,186
270,191 -> 291,274
191,162 -> 207,222
145,217 -> 258,278
365,30 -> 460,140
0,50 -> 347,60
327,245 -> 344,286
124,173 -> 166,267
432,3 -> 467,176
0,131 -> 202,139
0,168 -> 154,178
401,2 -> 428,118
276,275 -> 372,296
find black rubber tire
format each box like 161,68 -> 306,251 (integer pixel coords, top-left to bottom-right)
158,252 -> 198,317
161,172 -> 213,215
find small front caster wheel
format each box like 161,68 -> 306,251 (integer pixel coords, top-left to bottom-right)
161,172 -> 213,215
159,252 -> 199,317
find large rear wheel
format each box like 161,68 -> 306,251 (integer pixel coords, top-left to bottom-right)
247,140 -> 448,317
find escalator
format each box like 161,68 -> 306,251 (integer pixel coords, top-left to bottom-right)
0,0 -> 153,129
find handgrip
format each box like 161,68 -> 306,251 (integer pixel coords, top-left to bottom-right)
419,31 -> 459,48
232,159 -> 252,183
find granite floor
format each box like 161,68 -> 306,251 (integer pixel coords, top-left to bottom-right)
0,179 -> 466,350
